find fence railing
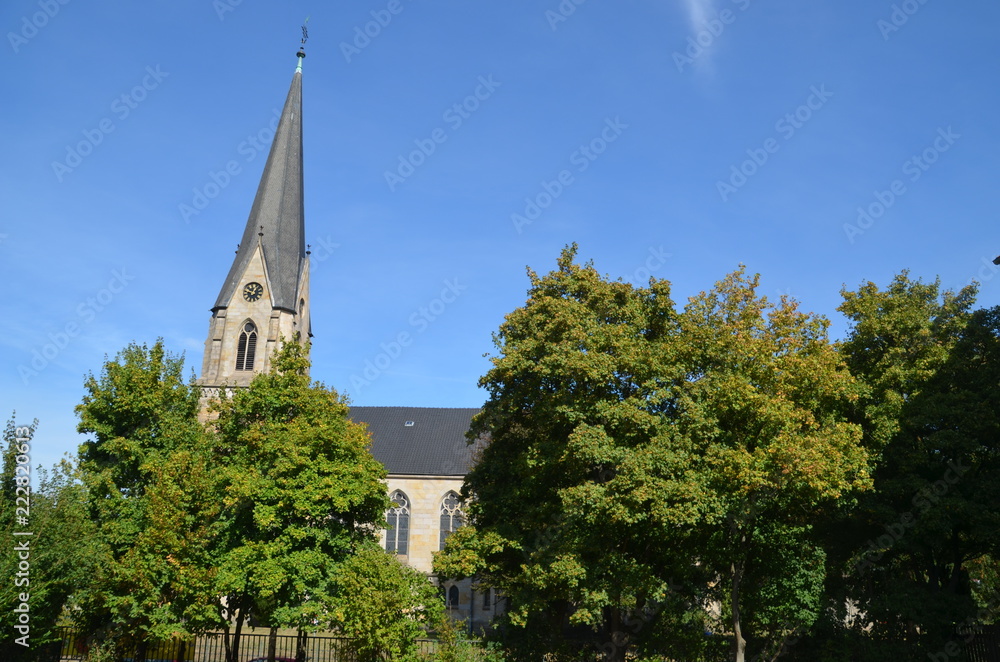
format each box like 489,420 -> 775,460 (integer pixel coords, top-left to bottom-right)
959,625 -> 1000,662
57,626 -> 1000,662
56,628 -> 447,662
58,628 -> 357,662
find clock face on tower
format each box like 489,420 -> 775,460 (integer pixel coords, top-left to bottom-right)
243,282 -> 264,302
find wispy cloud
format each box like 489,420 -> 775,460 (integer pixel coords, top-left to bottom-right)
681,0 -> 715,32
674,0 -> 728,77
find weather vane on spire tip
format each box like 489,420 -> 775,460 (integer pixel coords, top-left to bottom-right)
297,17 -> 309,63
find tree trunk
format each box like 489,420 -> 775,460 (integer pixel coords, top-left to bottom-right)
230,594 -> 247,662
267,626 -> 278,662
597,606 -> 628,662
222,622 -> 232,662
295,625 -> 308,662
732,560 -> 746,662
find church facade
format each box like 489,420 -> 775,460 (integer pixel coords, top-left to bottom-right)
196,48 -> 495,632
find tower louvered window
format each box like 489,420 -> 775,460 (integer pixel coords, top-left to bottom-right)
236,322 -> 257,371
439,491 -> 465,551
385,491 -> 410,555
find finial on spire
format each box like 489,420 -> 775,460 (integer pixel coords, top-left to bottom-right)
296,18 -> 309,72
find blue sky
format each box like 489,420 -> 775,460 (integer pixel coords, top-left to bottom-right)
3,0 -> 999,470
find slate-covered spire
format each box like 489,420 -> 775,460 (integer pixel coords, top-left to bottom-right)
214,51 -> 305,313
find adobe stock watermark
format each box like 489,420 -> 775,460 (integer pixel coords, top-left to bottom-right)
11,422 -> 34,648
843,126 -> 959,244
930,595 -> 1000,662
308,235 -> 341,273
625,246 -> 672,285
7,0 -> 71,54
673,0 -> 753,73
384,75 -> 502,192
340,0 -> 414,63
716,84 -> 833,202
212,0 -> 243,21
853,458 -> 969,575
51,66 -> 170,183
877,0 -> 931,41
178,108 -> 281,223
439,431 -> 487,476
511,117 -> 628,234
350,277 -> 467,391
545,0 -> 589,31
18,268 -> 135,384
965,256 -> 1000,289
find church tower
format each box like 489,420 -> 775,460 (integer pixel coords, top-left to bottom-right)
199,47 -> 311,399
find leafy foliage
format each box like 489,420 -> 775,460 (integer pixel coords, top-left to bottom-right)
11,256 -> 1000,662
74,340 -> 215,650
70,338 -> 390,659
675,268 -> 870,662
0,418 -> 99,661
821,276 -> 1000,655
209,338 -> 389,644
433,613 -> 509,662
437,246 -> 871,662
329,544 -> 443,662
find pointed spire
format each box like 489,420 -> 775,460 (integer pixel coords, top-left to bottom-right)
213,46 -> 306,313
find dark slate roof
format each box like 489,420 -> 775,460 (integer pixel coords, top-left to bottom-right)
214,65 -> 306,313
350,406 -> 481,476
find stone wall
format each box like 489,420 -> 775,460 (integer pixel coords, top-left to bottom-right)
381,475 -> 500,633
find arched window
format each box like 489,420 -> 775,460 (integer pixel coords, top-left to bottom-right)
439,491 -> 465,551
482,587 -> 492,610
385,490 -> 410,556
235,321 -> 257,371
447,585 -> 460,609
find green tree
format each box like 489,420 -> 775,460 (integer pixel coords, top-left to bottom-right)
674,268 -> 870,662
329,544 -> 443,662
439,246 -> 691,661
74,340 -> 218,656
0,418 -> 99,661
436,247 -> 871,662
110,446 -> 224,640
210,338 -> 389,661
825,275 -> 1000,656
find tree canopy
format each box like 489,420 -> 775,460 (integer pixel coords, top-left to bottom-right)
70,338 -> 392,661
0,418 -> 99,661
209,338 -> 389,651
9,251 -> 1000,662
436,246 -> 872,662
816,275 -> 1000,657
74,340 -> 213,651
329,543 -> 444,662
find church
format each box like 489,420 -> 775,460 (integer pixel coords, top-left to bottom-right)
195,46 -> 495,632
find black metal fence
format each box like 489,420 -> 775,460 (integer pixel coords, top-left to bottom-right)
56,628 -> 447,662
56,626 -> 1000,662
960,625 -> 1000,662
